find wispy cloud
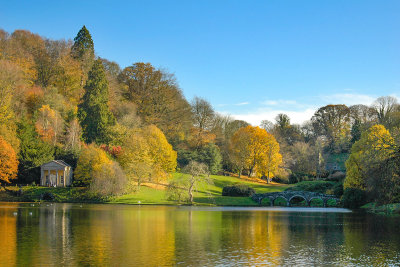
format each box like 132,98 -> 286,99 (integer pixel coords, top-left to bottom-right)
235,102 -> 249,106
319,93 -> 377,106
262,99 -> 298,106
220,92 -> 397,126
231,108 -> 316,126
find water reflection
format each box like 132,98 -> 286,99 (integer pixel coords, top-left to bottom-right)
0,203 -> 399,266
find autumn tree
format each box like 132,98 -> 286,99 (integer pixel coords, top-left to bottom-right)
35,105 -> 63,145
118,125 -> 177,187
118,130 -> 152,189
90,161 -> 128,197
78,59 -> 115,144
74,144 -> 112,186
311,104 -> 351,152
0,136 -> 18,184
344,125 -> 394,190
141,125 -> 177,182
230,126 -> 282,180
118,62 -> 192,141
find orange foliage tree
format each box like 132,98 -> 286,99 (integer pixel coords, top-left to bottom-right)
0,136 -> 19,184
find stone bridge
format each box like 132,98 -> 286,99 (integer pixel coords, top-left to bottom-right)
251,191 -> 340,207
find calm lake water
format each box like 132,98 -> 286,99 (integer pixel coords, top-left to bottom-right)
0,203 -> 399,266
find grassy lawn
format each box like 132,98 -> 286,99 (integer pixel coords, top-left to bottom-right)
111,173 -> 291,206
1,173 -> 290,206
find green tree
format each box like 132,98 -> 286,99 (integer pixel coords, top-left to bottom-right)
71,25 -> 95,87
71,25 -> 94,61
197,143 -> 222,174
78,59 -> 115,144
17,119 -> 54,183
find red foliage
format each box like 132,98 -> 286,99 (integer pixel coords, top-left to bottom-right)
100,144 -> 122,158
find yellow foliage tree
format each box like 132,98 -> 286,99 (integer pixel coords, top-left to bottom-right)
142,125 -> 177,175
118,129 -> 153,188
74,144 -> 113,186
344,124 -> 394,189
118,125 -> 177,187
230,126 -> 282,181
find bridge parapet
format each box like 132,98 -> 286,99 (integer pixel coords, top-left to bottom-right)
251,191 -> 340,207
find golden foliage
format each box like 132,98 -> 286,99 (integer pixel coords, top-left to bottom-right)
74,144 -> 113,186
344,124 -> 394,189
230,126 -> 282,179
118,125 -> 177,184
0,136 -> 19,183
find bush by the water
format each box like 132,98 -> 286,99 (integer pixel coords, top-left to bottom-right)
222,184 -> 255,197
341,188 -> 367,209
41,192 -> 55,201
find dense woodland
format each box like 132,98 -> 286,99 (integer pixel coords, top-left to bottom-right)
0,26 -> 399,205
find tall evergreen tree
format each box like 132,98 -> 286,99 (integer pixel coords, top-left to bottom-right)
78,59 -> 115,144
71,25 -> 94,60
71,25 -> 95,86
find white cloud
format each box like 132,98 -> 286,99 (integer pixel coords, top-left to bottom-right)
319,93 -> 377,106
219,92 -> 398,126
235,102 -> 249,106
261,99 -> 298,107
230,108 -> 316,126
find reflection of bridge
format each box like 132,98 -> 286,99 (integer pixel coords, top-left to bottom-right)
251,191 -> 340,207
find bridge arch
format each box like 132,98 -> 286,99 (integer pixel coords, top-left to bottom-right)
273,196 -> 289,206
288,195 -> 309,207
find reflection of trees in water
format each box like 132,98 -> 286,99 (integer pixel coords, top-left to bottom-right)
15,203 -> 73,266
172,210 -> 289,265
343,213 -> 400,266
2,205 -> 400,266
0,204 -> 17,266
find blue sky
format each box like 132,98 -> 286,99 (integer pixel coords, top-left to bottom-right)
1,0 -> 399,124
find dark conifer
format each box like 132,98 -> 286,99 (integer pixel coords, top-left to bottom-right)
78,59 -> 115,144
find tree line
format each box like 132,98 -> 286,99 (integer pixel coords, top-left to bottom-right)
0,26 -> 399,203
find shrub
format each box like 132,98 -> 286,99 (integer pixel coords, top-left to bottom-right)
341,188 -> 367,209
41,192 -> 55,201
222,184 -> 255,197
89,162 -> 128,197
333,183 -> 344,197
326,171 -> 346,181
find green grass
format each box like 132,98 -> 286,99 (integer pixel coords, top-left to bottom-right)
0,186 -> 105,203
111,173 -> 291,206
1,173 -> 291,206
285,180 -> 337,194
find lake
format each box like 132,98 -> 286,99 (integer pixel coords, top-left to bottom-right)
0,203 -> 399,266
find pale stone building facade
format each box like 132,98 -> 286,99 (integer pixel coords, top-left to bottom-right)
40,160 -> 73,187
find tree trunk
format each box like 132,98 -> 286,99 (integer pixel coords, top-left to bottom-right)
267,171 -> 270,183
188,180 -> 194,204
